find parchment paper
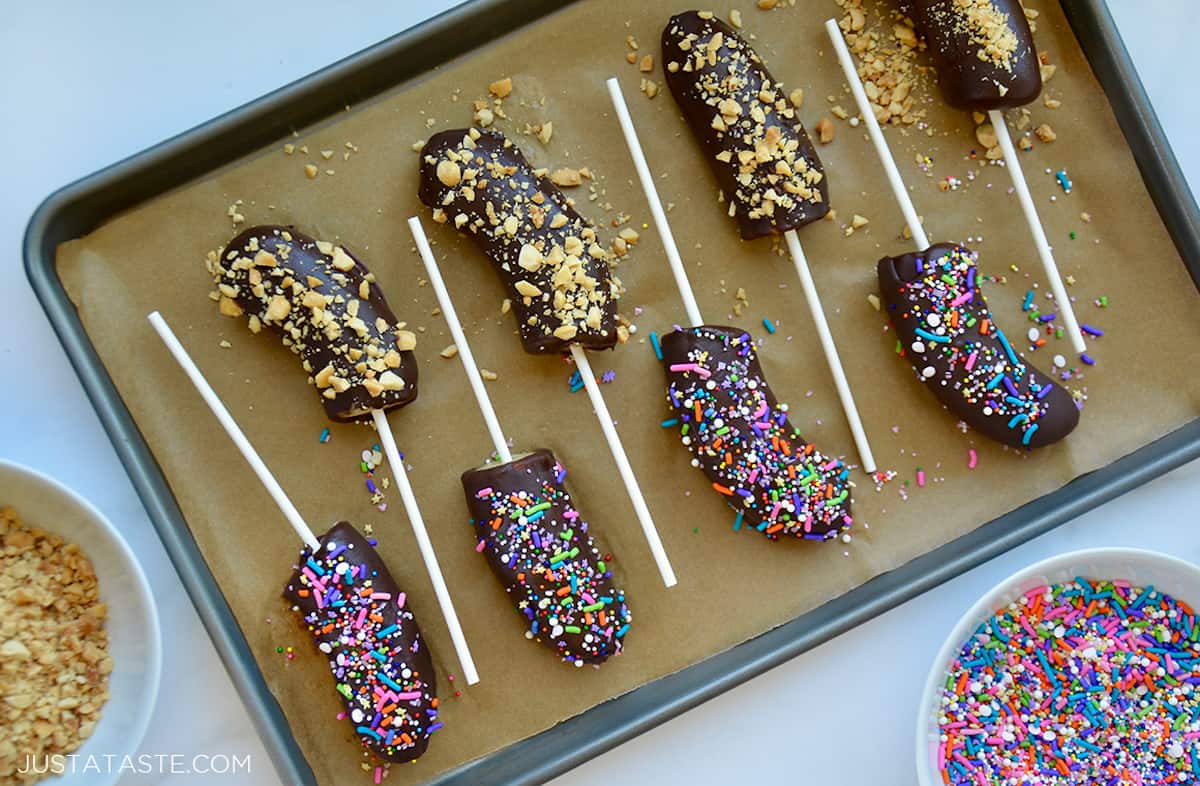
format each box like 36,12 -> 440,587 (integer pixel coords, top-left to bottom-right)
56,0 -> 1200,783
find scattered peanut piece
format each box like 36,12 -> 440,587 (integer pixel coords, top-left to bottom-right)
757,0 -> 779,9
640,78 -> 659,99
975,123 -> 998,150
304,164 -> 319,179
730,9 -> 743,27
1034,123 -> 1057,143
440,344 -> 459,359
851,214 -> 869,229
789,87 -> 805,108
1043,95 -> 1061,109
536,122 -> 553,145
283,143 -> 295,155
480,369 -> 499,382
639,54 -> 654,72
488,77 -> 513,98
814,117 -> 835,144
551,168 -> 583,187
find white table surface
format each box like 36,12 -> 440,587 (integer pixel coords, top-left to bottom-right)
2,2 -> 1196,784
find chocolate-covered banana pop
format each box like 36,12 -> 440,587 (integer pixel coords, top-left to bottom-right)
662,10 -> 829,239
409,214 -> 635,662
878,243 -> 1078,448
884,6 -> 1087,354
604,78 -> 854,541
418,128 -> 619,355
824,21 -> 1080,448
462,451 -> 632,664
211,224 -> 481,683
417,133 -> 677,587
212,225 -> 418,421
148,314 -> 441,764
662,326 -> 852,539
899,0 -> 1041,111
660,11 -> 878,473
284,522 -> 439,761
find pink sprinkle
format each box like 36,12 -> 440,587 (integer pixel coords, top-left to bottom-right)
747,469 -> 759,484
337,711 -> 347,720
968,449 -> 977,469
475,540 -> 486,553
354,607 -> 368,629
374,766 -> 383,785
581,592 -> 596,604
1025,585 -> 1048,599
313,588 -> 325,609
396,592 -> 406,609
563,509 -> 580,520
917,469 -> 926,487
669,362 -> 711,378
753,399 -> 768,419
394,691 -> 423,701
964,350 -> 978,371
950,291 -> 972,307
371,592 -> 391,600
475,487 -> 493,498
769,502 -> 782,521
823,459 -> 840,471
937,741 -> 946,769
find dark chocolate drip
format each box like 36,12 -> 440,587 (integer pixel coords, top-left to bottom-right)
418,128 -> 619,355
662,10 -> 830,239
461,450 -> 631,665
213,225 -> 418,421
282,521 -> 439,763
660,326 -> 853,541
900,0 -> 1041,110
877,243 -> 1079,447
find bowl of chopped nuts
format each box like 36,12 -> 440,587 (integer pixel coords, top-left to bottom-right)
0,460 -> 161,786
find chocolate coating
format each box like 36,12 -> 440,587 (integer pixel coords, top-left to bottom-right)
461,450 -> 631,665
418,128 -> 620,355
283,521 -> 439,763
900,0 -> 1041,110
878,243 -> 1079,447
212,225 -> 418,421
662,11 -> 829,239
660,326 -> 852,540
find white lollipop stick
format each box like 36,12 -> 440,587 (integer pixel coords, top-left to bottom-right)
150,310 -> 479,684
988,112 -> 1087,354
825,19 -> 929,249
606,77 -> 703,327
569,344 -> 676,587
148,311 -> 320,552
782,230 -> 876,474
408,216 -> 512,464
370,408 -> 479,685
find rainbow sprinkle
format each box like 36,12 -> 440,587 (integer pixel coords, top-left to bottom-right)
937,577 -> 1200,784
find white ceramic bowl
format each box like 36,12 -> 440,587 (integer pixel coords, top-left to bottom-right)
0,460 -> 161,786
916,547 -> 1200,786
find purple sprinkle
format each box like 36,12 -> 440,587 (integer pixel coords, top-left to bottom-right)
1036,383 -> 1054,399
1038,313 -> 1056,323
1081,353 -> 1096,366
366,479 -> 378,494
1081,324 -> 1104,336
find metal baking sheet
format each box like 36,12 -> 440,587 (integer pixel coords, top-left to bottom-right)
23,1 -> 1200,784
